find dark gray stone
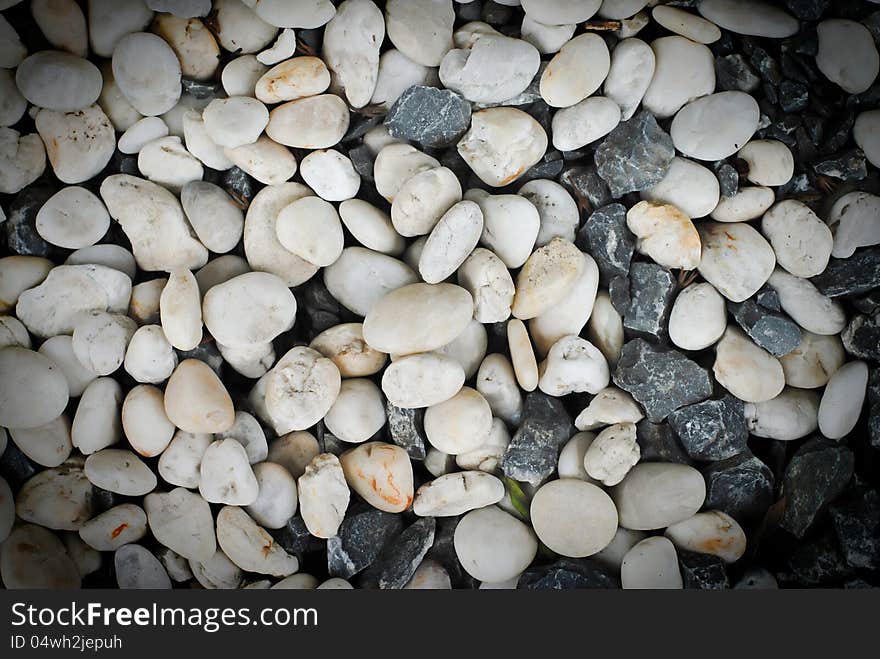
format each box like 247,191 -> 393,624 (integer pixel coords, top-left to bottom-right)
609,274 -> 631,316
271,516 -> 323,558
779,80 -> 809,113
813,150 -> 867,181
842,312 -> 880,361
777,531 -> 854,587
298,277 -> 344,339
635,420 -> 692,465
714,162 -> 739,198
613,339 -> 713,423
500,391 -> 574,486
6,184 -> 55,256
623,263 -> 676,341
679,550 -> 729,590
830,488 -> 880,571
729,299 -> 802,357
576,203 -> 635,283
385,401 -> 427,461
222,167 -> 256,208
0,441 -> 38,489
359,517 -> 436,589
519,151 -> 564,183
517,559 -> 619,589
561,166 -> 613,211
780,438 -> 854,539
785,0 -> 830,20
181,78 -> 224,100
90,486 -> 122,515
327,507 -> 404,578
756,285 -> 781,311
348,144 -> 374,181
853,288 -> 880,314
594,111 -> 675,198
812,247 -> 880,298
703,453 -> 775,522
385,86 -> 471,148
669,395 -> 749,461
715,54 -> 761,93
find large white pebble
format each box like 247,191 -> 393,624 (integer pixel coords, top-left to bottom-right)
266,95 -> 350,149
137,136 -> 203,191
164,359 -> 234,435
124,324 -> 177,383
611,463 -> 706,530
522,0 -> 601,25
254,56 -> 330,103
738,140 -> 794,187
419,201 -> 484,284
476,353 -> 523,426
79,504 -> 147,551
71,311 -> 136,376
538,335 -> 610,397
519,178 -> 579,247
816,19 -> 879,94
652,5 -> 721,44
767,268 -> 846,336
152,13 -> 219,81
458,248 -> 515,324
424,386 -> 492,455
780,331 -> 845,389
72,377 -> 122,454
84,449 -> 157,496
603,37 -> 655,121
298,453 -> 350,538
0,347 -> 69,430
300,150 -> 360,202
9,415 -> 72,468
531,479 -> 618,557
642,157 -> 720,219
0,128 -> 45,194
246,462 -> 297,529
36,187 -> 110,249
385,0 -> 454,67
552,96 -> 620,152
243,0 -> 336,29
711,186 -> 776,223
621,537 -> 682,589
38,335 -> 97,397
698,221 -> 776,302
392,166 -> 462,238
671,92 -> 760,161
216,506 -> 298,576
698,0 -> 798,38
324,379 -> 385,444
202,97 -> 268,149
122,384 -> 175,457
827,191 -> 880,259
714,327 -> 785,403
181,182 -> 244,254
818,361 -> 869,441
145,487 -> 216,561
382,353 -> 464,409
310,323 -> 387,378
414,471 -> 504,517
276,196 -> 344,267
323,0 -> 384,108
744,388 -> 819,441
643,36 -> 715,119
761,200 -> 833,278
324,247 -> 418,317
35,105 -> 115,184
374,143 -> 440,202
669,282 -> 727,351
264,347 -> 341,434
665,510 -> 747,563
454,506 -> 538,582
15,51 -> 101,112
512,237 -> 584,320
112,32 -> 182,116
583,422 -> 640,487
203,272 -> 296,348
1,524 -> 81,589
340,442 -> 414,513
157,431 -> 211,489
223,55 -> 268,97
626,201 -> 702,270
469,192 -> 540,269
199,438 -> 259,506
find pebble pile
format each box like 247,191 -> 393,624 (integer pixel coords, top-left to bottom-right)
1,0 -> 879,591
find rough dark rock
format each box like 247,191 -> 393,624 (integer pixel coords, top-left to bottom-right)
576,203 -> 635,283
703,453 -> 775,522
714,162 -> 739,198
517,559 -> 619,589
500,391 -> 574,486
756,285 -> 781,311
272,516 -> 324,559
853,288 -> 880,315
385,401 -> 427,461
359,517 -> 436,589
842,312 -> 880,361
327,507 -> 404,579
594,111 -> 675,198
385,85 -> 471,148
623,263 -> 676,341
829,487 -> 880,570
348,144 -> 374,181
561,166 -> 613,211
222,166 -> 257,208
785,0 -> 830,20
90,486 -> 123,515
780,438 -> 854,538
777,531 -> 854,587
613,339 -> 714,423
298,277 -> 344,338
636,420 -> 693,465
813,150 -> 867,181
870,370 -> 880,449
609,274 -> 631,316
715,54 -> 761,93
181,78 -> 224,100
669,395 -> 749,461
678,550 -> 730,590
729,299 -> 802,357
779,79 -> 809,113
5,183 -> 55,256
812,247 -> 880,298
0,441 -> 38,489
519,151 -> 564,183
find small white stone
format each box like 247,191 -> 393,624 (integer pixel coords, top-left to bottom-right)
621,536 -> 682,589
118,117 -> 169,155
714,326 -> 785,403
246,462 -> 298,529
466,192 -> 540,269
671,91 -> 760,161
276,196 -> 344,268
557,431 -> 597,482
9,414 -> 72,468
35,187 -> 109,251
507,318 -> 539,392
298,453 -> 350,538
216,506 -> 299,576
745,388 -> 820,441
711,186 -> 776,223
71,311 -> 136,376
519,179 -> 579,247
0,257 -> 48,314
626,201 -> 702,270
223,55 -> 268,97
164,359 -> 234,435
203,97 -> 269,149
256,28 -> 297,65
266,94 -> 350,149
767,268 -> 847,336
432,318 -> 487,380
300,150 -> 360,202
419,201 -> 483,284
1,524 -> 80,589
738,140 -> 794,187
31,0 -> 87,56
593,526 -> 647,572
668,282 -> 728,351
531,479 -> 618,557
322,0 -> 384,108
642,157 -> 720,219
818,361 -> 869,441
36,105 -> 115,184
552,96 -> 621,152
112,32 -> 182,116
324,378 -> 386,444
382,352 -> 464,409
71,377 -> 122,454
188,548 -> 242,590
0,347 -> 69,430
137,136 -> 204,191
15,50 -> 101,112
158,270 -> 202,352
182,110 -> 234,171
79,504 -> 147,551
424,386 -> 492,455
392,167 -> 462,238
199,438 -> 259,506
780,331 -> 845,389
520,15 -> 575,55
264,346 -> 341,434
698,0 -> 798,39
129,279 -> 166,325
666,510 -> 747,563
65,245 -> 136,280
698,221 -> 776,302
414,471 -> 504,517
0,315 -> 29,349
761,200 -> 833,278
310,322 -> 388,378
194,257 -> 252,299
476,353 -> 523,427
538,335 -> 610,397
643,36 -> 715,119
153,14 -> 220,81
385,0 -> 454,67
603,37 -> 655,121
454,506 -> 537,583
371,49 -> 433,107
15,463 -> 92,530
0,128 -> 46,194
652,5 -> 721,44
513,237 -> 584,320
121,385 -> 175,457
339,441 -> 414,513
611,462 -> 706,530
583,422 -> 640,487
216,410 -> 268,465
181,181 -> 245,255
816,19 -> 879,94
212,0 -> 278,55
84,448 -> 157,496
827,191 -> 880,259
522,0 -> 601,25
575,387 -> 644,431
456,417 -> 510,473
540,33 -> 609,108
145,487 -> 216,562
457,248 -> 515,324
267,431 -> 319,479
255,56 -> 331,104
374,143 -> 441,202
324,247 -> 418,317
157,431 -> 211,489
37,335 -> 97,397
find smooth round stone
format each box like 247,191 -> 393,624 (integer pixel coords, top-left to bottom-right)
611,463 -> 706,531
761,200 -> 833,278
246,462 -> 297,529
310,323 -> 387,378
522,0 -> 601,25
36,104 -> 115,184
264,347 -> 341,434
65,245 -> 136,279
476,353 -> 523,426
0,315 -> 29,349
530,479 -> 618,557
182,109 -> 233,171
738,140 -> 794,187
643,36 -> 715,119
254,56 -> 330,104
112,33 -> 182,116
212,0 -> 277,55
38,335 -> 97,396
268,432 -> 319,480
458,107 -> 548,188
0,13 -> 26,68
219,341 -> 275,378
374,143 -> 440,202
424,447 -> 455,478
339,200 -> 405,255
393,167 -> 463,240
164,360 -> 234,435
744,388 -> 819,441
159,269 -> 202,351
71,311 -> 136,376
385,0 -> 453,67
199,438 -> 259,506
540,33 -> 609,108
711,186 -> 776,223
403,561 -> 449,590
512,237 -> 584,320
458,248 -> 515,324
816,19 -> 879,94
0,347 -> 69,430
324,379 -> 385,444
519,178 -> 579,247
424,386 -> 492,455
15,464 -> 92,530
339,441 -> 414,513
0,128 -> 46,194
538,335 -> 609,397
767,268 -> 846,336
202,97 -> 268,149
433,318 -> 487,380
9,415 -> 72,468
137,136 -> 203,190
0,257 -> 51,313
276,196 -> 344,267
668,283 -> 727,351
382,352 -> 464,409
467,192 -> 540,269
508,318 -> 539,392
189,548 -> 242,589
780,331 -> 845,389
552,96 -> 620,152
79,504 -> 147,551
454,506 -> 538,582
84,448 -> 157,496
714,327 -> 785,403
594,526 -> 647,573
129,279 -> 167,325
266,95 -> 350,149
216,410 -> 267,465
71,377 -> 122,454
243,0 -> 335,29
371,48 -> 433,107
440,32 -> 540,104
575,388 -> 643,432
1,524 -> 80,589
818,361 -> 869,441
456,418 -> 510,473
583,422 -> 640,487
145,488 -> 216,562
558,432 -> 596,482
324,248 -> 418,317
298,453 -> 350,538
121,384 -> 176,457
698,221 -> 776,302
300,150 -> 360,202
257,27 -> 298,66
223,55 -> 268,97
202,272 -> 296,348
195,256 -> 251,298
698,0 -> 798,38
15,50 -> 101,112
419,201 -> 483,284
216,506 -> 298,577
520,14 -> 575,54
98,58 -> 143,131
652,5 -> 721,43
621,537 -> 682,589
854,111 -> 880,169
665,510 -> 747,563
642,157 -> 720,219
118,117 -> 169,155
180,182 -> 244,255
671,92 -> 760,161
0,69 -> 26,127
414,471 -> 504,517
626,201 -> 701,270
363,283 -> 474,355
157,430 -> 211,488
34,187 -> 109,250
828,191 -> 880,259
604,37 -> 655,121
152,14 -> 219,81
